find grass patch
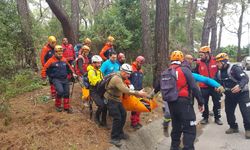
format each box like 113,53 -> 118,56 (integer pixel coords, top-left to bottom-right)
0,69 -> 43,124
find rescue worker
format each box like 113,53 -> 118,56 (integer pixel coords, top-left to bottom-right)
81,38 -> 93,62
215,53 -> 250,139
104,63 -> 148,147
151,51 -> 204,150
87,55 -> 108,127
41,45 -> 75,113
129,56 -> 145,129
40,36 -> 57,99
100,51 -> 120,76
194,46 -> 223,125
99,36 -> 116,61
62,38 -> 75,65
117,53 -> 126,67
75,45 -> 90,77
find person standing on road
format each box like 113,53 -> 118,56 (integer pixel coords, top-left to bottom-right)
215,53 -> 250,139
104,63 -> 148,147
150,51 -> 204,150
194,46 -> 223,125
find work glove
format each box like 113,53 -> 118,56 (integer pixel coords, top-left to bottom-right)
147,90 -> 155,99
216,86 -> 225,94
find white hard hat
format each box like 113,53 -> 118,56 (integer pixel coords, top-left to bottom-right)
91,55 -> 102,63
120,63 -> 132,74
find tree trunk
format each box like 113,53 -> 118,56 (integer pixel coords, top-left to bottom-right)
153,0 -> 170,84
71,0 -> 80,41
201,0 -> 219,53
46,0 -> 77,45
140,0 -> 153,63
237,0 -> 246,61
186,0 -> 194,51
16,0 -> 38,72
217,2 -> 226,53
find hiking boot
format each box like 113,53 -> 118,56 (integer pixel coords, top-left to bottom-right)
110,139 -> 122,147
119,133 -> 129,140
131,124 -> 142,130
55,107 -> 62,112
225,128 -> 239,134
163,126 -> 169,137
245,130 -> 250,139
215,118 -> 223,125
200,118 -> 208,124
64,108 -> 73,114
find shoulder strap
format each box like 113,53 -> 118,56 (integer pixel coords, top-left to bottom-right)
227,64 -> 238,83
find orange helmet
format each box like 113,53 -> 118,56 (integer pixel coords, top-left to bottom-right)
82,45 -> 90,51
84,38 -> 91,44
170,50 -> 184,62
215,53 -> 229,62
199,46 -> 211,53
107,36 -> 115,42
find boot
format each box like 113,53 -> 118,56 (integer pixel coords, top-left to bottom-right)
64,107 -> 73,114
95,109 -> 101,125
55,96 -> 62,109
119,133 -> 129,140
215,118 -> 223,125
200,118 -> 208,124
56,107 -> 63,112
225,128 -> 239,134
163,125 -> 169,137
245,130 -> 250,139
110,139 -> 122,147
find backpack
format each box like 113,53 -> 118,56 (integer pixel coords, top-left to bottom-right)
217,64 -> 248,91
96,73 -> 116,97
160,66 -> 187,102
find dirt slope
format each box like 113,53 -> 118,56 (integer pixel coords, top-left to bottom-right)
0,84 -> 162,150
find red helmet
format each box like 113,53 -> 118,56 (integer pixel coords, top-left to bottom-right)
136,56 -> 145,64
118,53 -> 125,61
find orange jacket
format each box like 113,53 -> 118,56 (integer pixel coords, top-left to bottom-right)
41,55 -> 74,79
99,43 -> 113,60
40,44 -> 54,67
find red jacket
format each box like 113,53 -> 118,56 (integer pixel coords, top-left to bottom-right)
40,44 -> 54,67
62,44 -> 75,61
171,64 -> 189,97
41,55 -> 74,79
99,43 -> 113,60
196,57 -> 218,88
75,55 -> 89,76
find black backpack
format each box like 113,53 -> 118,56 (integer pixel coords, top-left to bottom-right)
96,73 -> 116,97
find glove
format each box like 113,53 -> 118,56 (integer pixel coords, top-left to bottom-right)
147,90 -> 155,99
216,86 -> 225,94
128,84 -> 135,90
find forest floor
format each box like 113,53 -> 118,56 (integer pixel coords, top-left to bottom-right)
0,83 -> 163,150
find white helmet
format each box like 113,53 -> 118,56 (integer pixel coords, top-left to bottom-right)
91,55 -> 102,63
120,63 -> 132,74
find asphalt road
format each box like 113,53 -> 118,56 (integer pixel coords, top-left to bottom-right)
156,69 -> 250,150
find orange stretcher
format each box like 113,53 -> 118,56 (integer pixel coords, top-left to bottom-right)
122,94 -> 158,112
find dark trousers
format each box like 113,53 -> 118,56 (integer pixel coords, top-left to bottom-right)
107,100 -> 127,139
52,78 -> 69,98
90,89 -> 107,124
169,97 -> 196,150
225,91 -> 250,130
201,88 -> 221,119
